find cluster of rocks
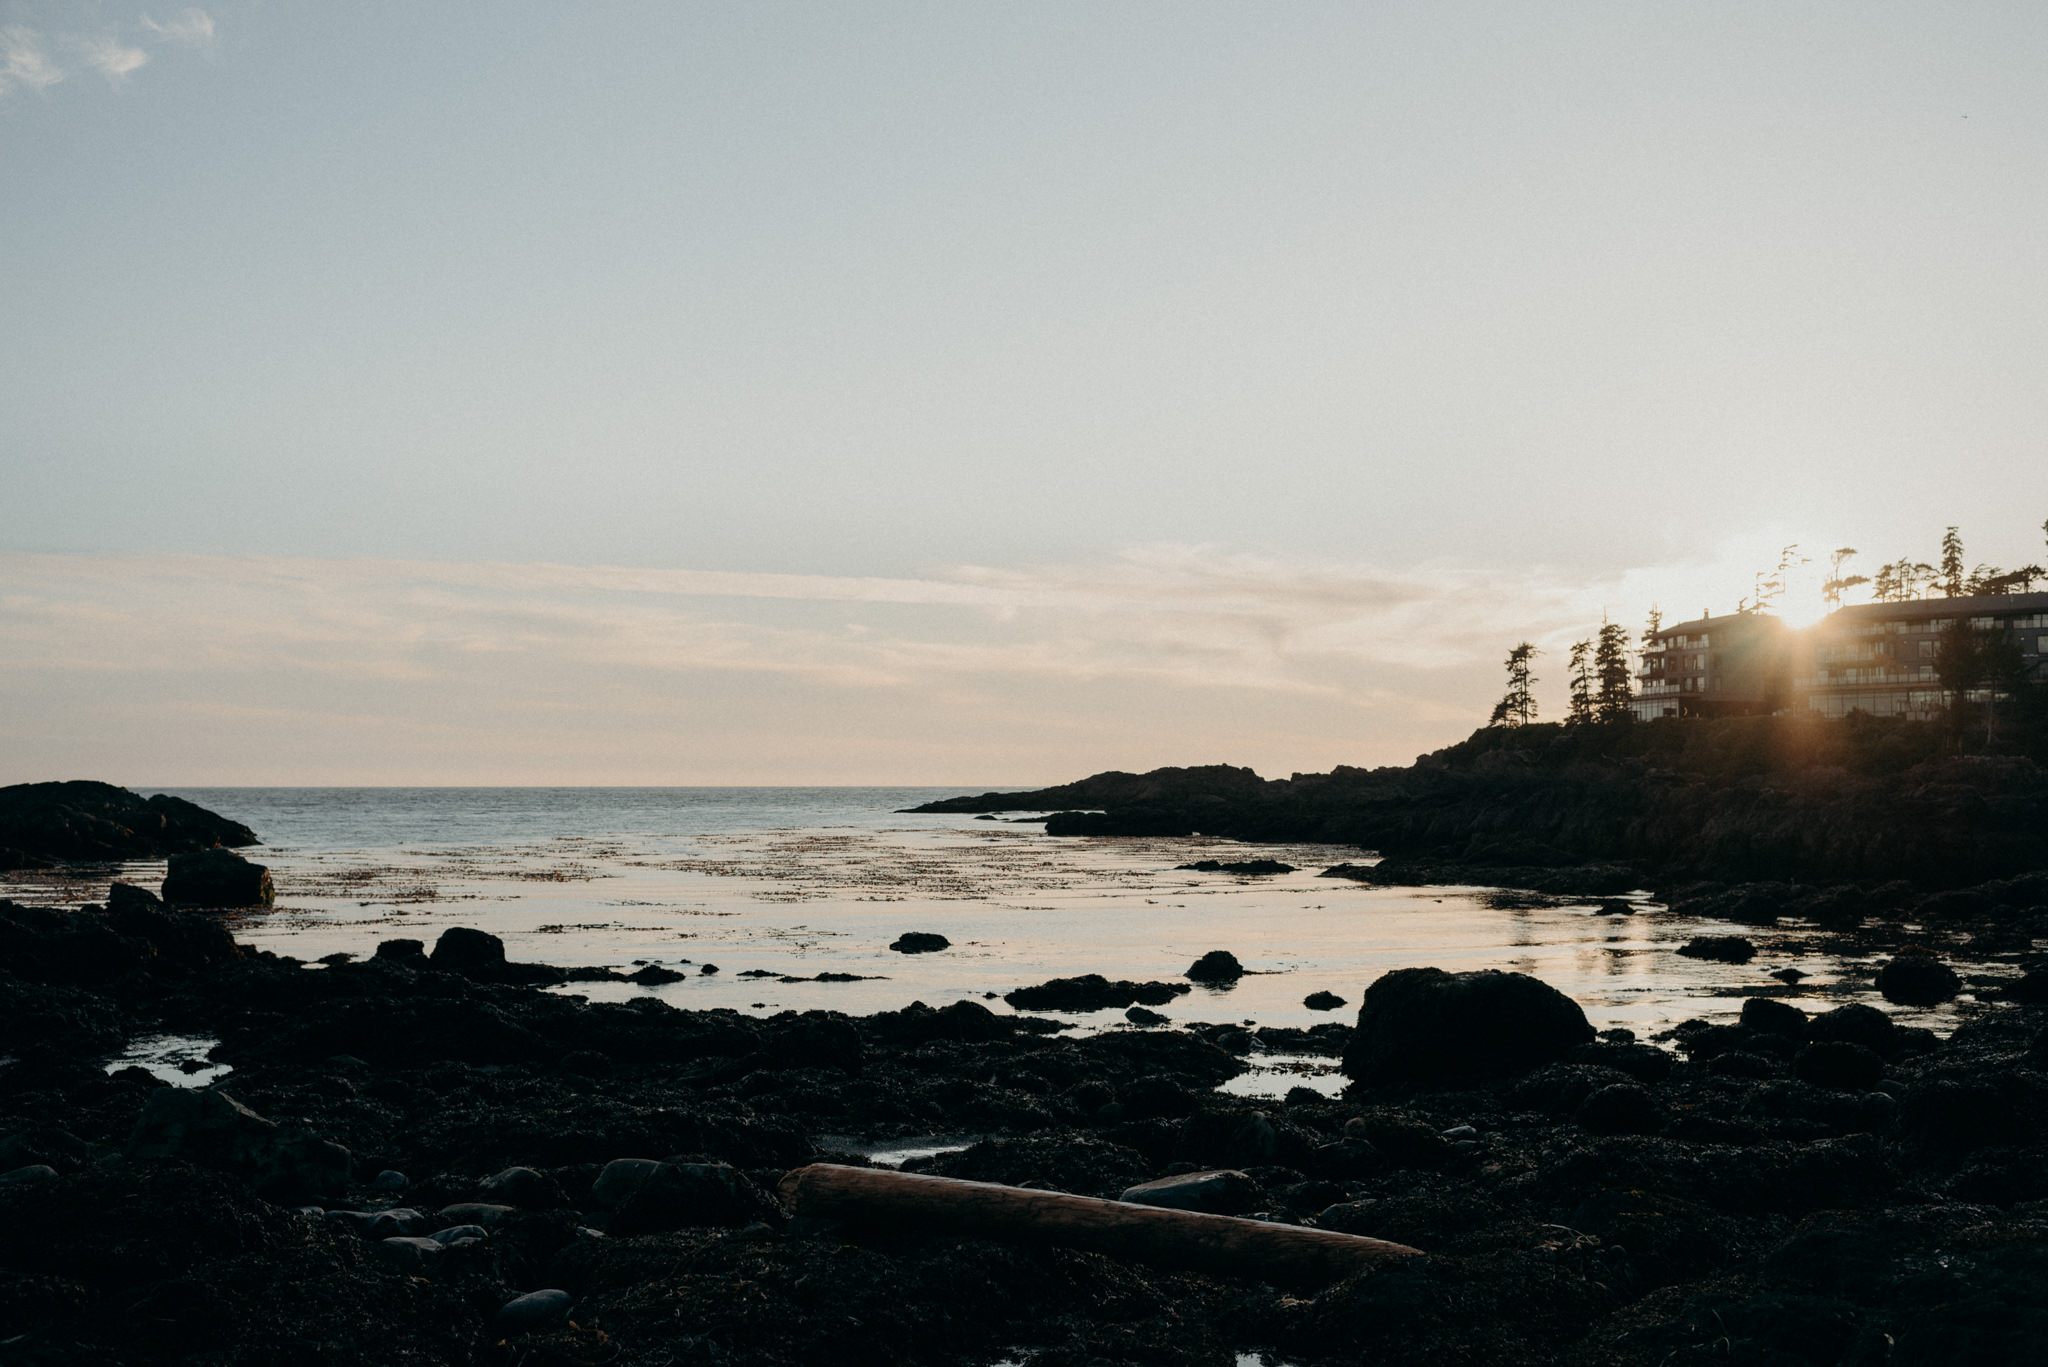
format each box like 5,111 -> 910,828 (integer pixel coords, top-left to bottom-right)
7,887 -> 2048,1363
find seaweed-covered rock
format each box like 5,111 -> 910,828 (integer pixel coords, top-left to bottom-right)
1875,951 -> 1962,1006
126,1089 -> 350,1202
1342,967 -> 1594,1085
1005,975 -> 1191,1012
1677,935 -> 1756,964
889,933 -> 951,953
161,849 -> 273,908
1185,951 -> 1246,984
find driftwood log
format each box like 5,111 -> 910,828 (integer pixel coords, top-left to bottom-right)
777,1163 -> 1422,1285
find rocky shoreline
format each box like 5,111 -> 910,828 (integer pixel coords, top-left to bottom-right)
5,870 -> 2048,1366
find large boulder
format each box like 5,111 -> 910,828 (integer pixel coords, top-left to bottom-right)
126,1088 -> 349,1201
161,850 -> 272,909
1341,967 -> 1595,1086
1875,951 -> 1961,1006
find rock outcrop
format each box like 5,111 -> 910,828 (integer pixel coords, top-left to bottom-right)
0,781 -> 258,863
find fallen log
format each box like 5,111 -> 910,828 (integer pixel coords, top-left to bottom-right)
777,1163 -> 1422,1285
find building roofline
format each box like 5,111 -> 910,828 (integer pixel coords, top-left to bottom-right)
1650,612 -> 1787,640
1825,590 -> 2048,622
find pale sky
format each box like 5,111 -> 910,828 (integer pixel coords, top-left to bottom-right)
5,2 -> 2047,784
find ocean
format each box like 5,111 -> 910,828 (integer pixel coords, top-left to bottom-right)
4,786 -> 2001,1095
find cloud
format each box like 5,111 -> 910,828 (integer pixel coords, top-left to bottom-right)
1,27 -> 64,95
73,33 -> 148,83
0,544 -> 1670,783
0,9 -> 213,101
139,8 -> 214,50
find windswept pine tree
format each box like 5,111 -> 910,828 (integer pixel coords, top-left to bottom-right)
1821,548 -> 1868,610
1594,619 -> 1634,723
1566,639 -> 1593,725
1486,642 -> 1540,728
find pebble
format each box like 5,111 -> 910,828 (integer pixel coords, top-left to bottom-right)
371,1169 -> 408,1192
435,1202 -> 519,1227
374,1236 -> 445,1271
1440,1125 -> 1478,1140
0,1165 -> 58,1186
365,1208 -> 427,1239
428,1224 -> 489,1246
491,1289 -> 574,1337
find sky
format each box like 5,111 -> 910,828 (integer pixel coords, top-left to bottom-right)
4,2 -> 2048,785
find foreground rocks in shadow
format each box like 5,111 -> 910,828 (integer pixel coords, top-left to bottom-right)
8,896 -> 2048,1365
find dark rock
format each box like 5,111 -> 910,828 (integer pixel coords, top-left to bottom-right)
1898,1079 -> 2021,1153
1004,975 -> 1192,1012
1124,1006 -> 1169,1026
1707,1050 -> 1780,1079
371,1169 -> 408,1192
1916,888 -> 1994,920
429,1224 -> 489,1246
1121,1075 -> 1201,1120
2003,969 -> 2048,1004
0,780 -> 258,861
1807,1003 -> 1899,1056
0,1164 -> 58,1186
1176,859 -> 1296,875
1564,1042 -> 1674,1085
889,933 -> 951,953
1343,1115 -> 1448,1167
1185,951 -> 1246,983
626,964 -> 688,984
1741,997 -> 1810,1041
104,882 -> 161,915
434,1202 -> 520,1228
1794,1041 -> 1886,1091
126,1089 -> 349,1201
161,849 -> 273,908
1303,991 -> 1347,1011
1875,951 -> 1962,1006
492,1289 -> 574,1336
597,1159 -> 776,1235
1677,935 -> 1755,964
1341,967 -> 1594,1085
429,926 -> 505,972
1578,1083 -> 1663,1135
478,1166 -> 567,1210
765,1014 -> 864,1073
373,939 -> 424,960
1119,1168 -> 1260,1214
373,1236 -> 444,1272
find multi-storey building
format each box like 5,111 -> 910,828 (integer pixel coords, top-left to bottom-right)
1624,592 -> 2048,721
1798,591 -> 2048,719
1629,612 -> 1794,720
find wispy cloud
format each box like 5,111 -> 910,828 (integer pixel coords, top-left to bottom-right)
140,8 -> 214,50
1,26 -> 64,95
72,32 -> 148,83
0,8 -> 212,100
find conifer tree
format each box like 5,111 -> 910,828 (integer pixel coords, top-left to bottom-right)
1594,619 -> 1633,723
1941,526 -> 1966,597
1566,639 -> 1593,725
1486,643 -> 1540,728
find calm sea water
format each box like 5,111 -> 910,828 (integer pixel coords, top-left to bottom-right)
5,787 -> 2013,1094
